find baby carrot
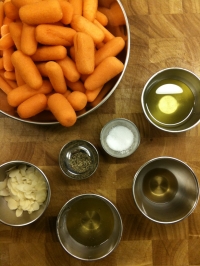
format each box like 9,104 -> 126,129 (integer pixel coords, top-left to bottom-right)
110,2 -> 126,26
15,68 -> 25,87
4,71 -> 16,80
0,33 -> 14,50
85,86 -> 103,102
0,75 -> 13,94
9,21 -> 23,50
59,1 -> 73,25
47,93 -> 77,127
84,56 -> 124,90
4,1 -> 19,21
7,80 -> 53,107
67,91 -> 87,111
66,80 -> 86,93
1,25 -> 9,36
36,62 -> 48,77
0,58 -> 3,69
19,0 -> 63,25
83,0 -> 98,22
95,37 -> 125,66
31,45 -> 67,61
68,0 -> 82,16
74,32 -> 95,75
93,19 -> 114,42
17,93 -> 47,119
11,0 -> 42,8
57,56 -> 80,82
11,50 -> 43,90
21,23 -> 37,56
35,24 -> 76,46
45,61 -> 67,94
3,47 -> 14,71
0,2 -> 4,31
95,10 -> 108,26
71,15 -> 105,44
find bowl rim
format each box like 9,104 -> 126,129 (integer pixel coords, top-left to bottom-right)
141,67 -> 200,133
0,0 -> 131,126
0,160 -> 51,226
132,156 -> 200,224
56,193 -> 123,261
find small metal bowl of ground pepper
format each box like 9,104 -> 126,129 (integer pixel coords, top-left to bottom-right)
59,140 -> 99,180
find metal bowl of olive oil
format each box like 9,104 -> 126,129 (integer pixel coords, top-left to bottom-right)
56,194 -> 123,261
141,68 -> 200,133
132,157 -> 199,224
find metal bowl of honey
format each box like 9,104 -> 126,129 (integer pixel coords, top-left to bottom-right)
56,194 -> 123,261
141,67 -> 200,133
132,157 -> 199,224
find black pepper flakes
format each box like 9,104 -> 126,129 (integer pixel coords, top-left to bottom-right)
69,151 -> 92,173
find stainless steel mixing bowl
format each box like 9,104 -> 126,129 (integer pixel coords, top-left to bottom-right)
132,157 -> 199,224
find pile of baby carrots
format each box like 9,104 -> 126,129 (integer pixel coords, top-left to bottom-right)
0,0 -> 126,127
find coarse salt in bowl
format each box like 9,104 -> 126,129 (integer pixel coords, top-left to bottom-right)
100,118 -> 140,158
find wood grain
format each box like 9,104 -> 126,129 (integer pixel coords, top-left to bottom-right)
1,0 -> 200,265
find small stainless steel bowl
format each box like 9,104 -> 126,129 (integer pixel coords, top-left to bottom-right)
59,140 -> 99,180
141,67 -> 200,133
56,194 -> 123,261
0,160 -> 51,226
100,118 -> 140,158
132,157 -> 199,224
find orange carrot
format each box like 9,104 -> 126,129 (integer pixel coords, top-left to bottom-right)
45,61 -> 67,94
0,57 -> 3,69
7,80 -> 53,107
95,10 -> 108,26
68,0 -> 82,16
4,71 -> 16,80
74,32 -> 95,75
3,47 -> 14,71
4,1 -> 19,21
109,2 -> 126,26
67,91 -> 87,111
17,93 -> 47,119
11,0 -> 42,8
36,62 -> 48,77
85,86 -> 103,102
19,0 -> 63,25
83,0 -> 98,22
35,24 -> 76,46
11,50 -> 43,90
21,23 -> 37,55
59,1 -> 73,25
0,2 -> 4,31
9,21 -> 23,50
66,80 -> 86,93
0,75 -> 13,94
31,45 -> 67,61
57,56 -> 80,82
71,15 -> 105,44
84,56 -> 124,90
15,68 -> 25,86
93,19 -> 114,42
1,25 -> 9,36
95,37 -> 125,66
47,93 -> 77,127
0,33 -> 14,50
